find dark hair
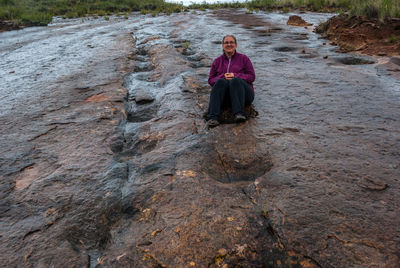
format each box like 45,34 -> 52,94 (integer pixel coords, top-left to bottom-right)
222,35 -> 237,44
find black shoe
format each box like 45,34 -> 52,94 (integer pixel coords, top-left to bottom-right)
207,119 -> 220,128
234,114 -> 246,123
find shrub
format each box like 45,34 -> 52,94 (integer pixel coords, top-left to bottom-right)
97,10 -> 106,16
388,36 -> 398,43
363,4 -> 380,18
76,7 -> 88,17
65,11 -> 78,18
20,12 -> 52,25
308,0 -> 326,11
381,0 -> 392,18
340,0 -> 352,8
3,6 -> 23,20
0,0 -> 14,4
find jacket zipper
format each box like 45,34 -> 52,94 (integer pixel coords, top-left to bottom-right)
227,58 -> 231,73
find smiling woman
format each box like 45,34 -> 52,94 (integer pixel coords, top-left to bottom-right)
206,34 -> 255,127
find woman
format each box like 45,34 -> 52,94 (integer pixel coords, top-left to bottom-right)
206,35 -> 255,127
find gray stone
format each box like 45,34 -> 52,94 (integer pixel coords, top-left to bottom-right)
134,91 -> 155,103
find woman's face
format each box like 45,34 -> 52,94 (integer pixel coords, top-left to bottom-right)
222,36 -> 237,55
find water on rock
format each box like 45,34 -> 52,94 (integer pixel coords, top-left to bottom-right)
1,9 -> 399,267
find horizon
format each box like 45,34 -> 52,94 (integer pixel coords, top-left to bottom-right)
165,0 -> 248,6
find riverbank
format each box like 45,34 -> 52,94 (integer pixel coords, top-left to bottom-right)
316,15 -> 400,56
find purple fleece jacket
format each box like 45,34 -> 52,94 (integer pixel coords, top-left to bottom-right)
208,51 -> 256,93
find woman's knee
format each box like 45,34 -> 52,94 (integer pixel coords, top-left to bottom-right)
215,78 -> 228,87
229,78 -> 245,92
232,77 -> 243,82
230,77 -> 246,88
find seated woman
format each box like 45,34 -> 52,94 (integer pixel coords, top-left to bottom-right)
206,35 -> 255,127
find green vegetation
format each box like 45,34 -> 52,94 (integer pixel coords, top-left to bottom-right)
187,0 -> 350,12
389,35 -> 399,43
1,0 -> 399,28
244,0 -> 399,19
348,0 -> 400,19
0,0 -> 185,26
188,1 -> 245,10
184,40 -> 190,49
187,0 -> 399,19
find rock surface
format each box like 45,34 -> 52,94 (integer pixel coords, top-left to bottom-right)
1,9 -> 399,268
287,15 -> 313,26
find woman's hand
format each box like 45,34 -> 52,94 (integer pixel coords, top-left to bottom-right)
224,73 -> 234,80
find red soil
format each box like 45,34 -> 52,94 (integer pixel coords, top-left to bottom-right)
316,15 -> 400,56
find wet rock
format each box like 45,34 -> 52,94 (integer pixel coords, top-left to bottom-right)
255,29 -> 272,37
336,56 -> 375,65
137,36 -> 162,46
105,162 -> 129,182
292,33 -> 309,40
132,62 -> 153,72
390,56 -> 400,66
254,40 -> 271,46
123,122 -> 141,141
186,52 -> 207,62
128,54 -> 148,62
135,47 -> 148,56
272,57 -> 288,62
180,47 -> 195,56
274,46 -> 297,52
298,53 -> 318,59
124,73 -> 160,102
188,61 -> 204,69
357,176 -> 388,191
123,127 -> 163,156
202,128 -> 273,183
181,73 -> 209,93
126,102 -> 158,122
186,52 -> 212,68
2,9 -> 400,268
134,91 -> 155,104
287,15 -> 313,27
110,134 -> 124,153
269,27 -> 283,32
205,105 -> 258,124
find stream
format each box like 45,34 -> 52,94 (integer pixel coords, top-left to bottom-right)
1,9 -> 399,267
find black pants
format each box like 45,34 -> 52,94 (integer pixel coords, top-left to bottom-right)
207,78 -> 254,120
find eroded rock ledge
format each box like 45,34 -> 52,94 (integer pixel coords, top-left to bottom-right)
316,15 -> 400,56
96,25 -> 304,267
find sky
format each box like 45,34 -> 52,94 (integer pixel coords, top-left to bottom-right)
165,0 -> 248,6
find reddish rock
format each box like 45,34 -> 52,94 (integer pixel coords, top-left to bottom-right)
287,15 -> 313,27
